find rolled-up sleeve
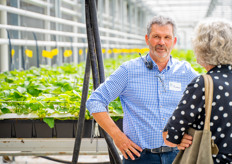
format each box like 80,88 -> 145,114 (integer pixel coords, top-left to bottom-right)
86,65 -> 128,115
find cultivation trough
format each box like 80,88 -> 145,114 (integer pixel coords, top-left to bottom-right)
0,113 -> 123,138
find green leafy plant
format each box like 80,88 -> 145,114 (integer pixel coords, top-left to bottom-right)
0,50 -> 204,128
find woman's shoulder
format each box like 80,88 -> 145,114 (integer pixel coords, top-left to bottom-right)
187,75 -> 204,88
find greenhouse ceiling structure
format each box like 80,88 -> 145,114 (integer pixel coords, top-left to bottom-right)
137,0 -> 232,28
0,0 -> 231,72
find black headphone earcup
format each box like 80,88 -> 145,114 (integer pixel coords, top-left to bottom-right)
146,61 -> 153,70
139,53 -> 153,70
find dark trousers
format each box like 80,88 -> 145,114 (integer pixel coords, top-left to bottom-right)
123,149 -> 179,164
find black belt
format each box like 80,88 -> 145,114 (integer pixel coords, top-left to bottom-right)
145,146 -> 176,153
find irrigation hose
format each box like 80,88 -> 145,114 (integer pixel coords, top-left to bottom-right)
87,0 -> 122,163
88,0 -> 122,163
85,0 -> 100,90
40,156 -> 111,164
88,0 -> 105,83
72,53 -> 91,164
88,0 -> 121,163
72,1 -> 122,163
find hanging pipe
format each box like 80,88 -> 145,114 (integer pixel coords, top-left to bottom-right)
6,29 -> 13,71
88,0 -> 105,83
85,0 -> 99,90
32,32 -> 39,68
72,1 -> 100,163
72,1 -> 121,163
53,35 -> 59,65
84,2 -> 104,162
72,53 -> 91,164
20,46 -> 25,70
70,37 -> 74,63
87,0 -> 121,163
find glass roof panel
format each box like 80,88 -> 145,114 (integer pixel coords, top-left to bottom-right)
136,0 -> 232,28
135,0 -> 232,49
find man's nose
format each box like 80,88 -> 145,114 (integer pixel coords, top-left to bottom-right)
158,38 -> 165,45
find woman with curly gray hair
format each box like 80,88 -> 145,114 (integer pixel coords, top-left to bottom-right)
163,18 -> 232,163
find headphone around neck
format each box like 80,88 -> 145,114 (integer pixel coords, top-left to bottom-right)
139,53 -> 153,70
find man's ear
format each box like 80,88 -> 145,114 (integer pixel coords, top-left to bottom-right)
145,34 -> 149,45
173,37 -> 177,46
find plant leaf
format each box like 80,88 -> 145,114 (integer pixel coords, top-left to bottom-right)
43,118 -> 54,128
1,108 -> 12,114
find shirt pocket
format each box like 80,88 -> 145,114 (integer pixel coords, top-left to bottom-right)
163,89 -> 183,114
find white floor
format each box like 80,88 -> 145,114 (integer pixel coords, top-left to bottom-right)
0,155 -> 119,164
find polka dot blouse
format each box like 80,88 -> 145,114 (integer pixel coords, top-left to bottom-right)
164,65 -> 232,163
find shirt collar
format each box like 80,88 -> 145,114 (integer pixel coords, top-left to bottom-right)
147,53 -> 173,71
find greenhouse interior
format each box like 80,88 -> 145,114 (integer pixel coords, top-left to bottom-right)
0,0 -> 232,163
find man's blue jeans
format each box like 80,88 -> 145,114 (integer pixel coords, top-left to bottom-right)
123,149 -> 179,164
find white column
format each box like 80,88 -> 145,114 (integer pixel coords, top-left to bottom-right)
73,1 -> 78,64
0,0 -> 8,72
105,0 -> 110,58
45,0 -> 51,66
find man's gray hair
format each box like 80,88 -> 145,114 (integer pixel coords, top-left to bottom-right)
147,15 -> 177,37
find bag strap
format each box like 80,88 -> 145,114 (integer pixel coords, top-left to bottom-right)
202,74 -> 214,131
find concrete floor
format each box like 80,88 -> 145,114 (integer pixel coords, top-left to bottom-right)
0,155 -> 120,164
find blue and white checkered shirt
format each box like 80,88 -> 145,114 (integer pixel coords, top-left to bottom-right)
86,54 -> 198,149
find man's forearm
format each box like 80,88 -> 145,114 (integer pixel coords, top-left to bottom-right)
92,111 -> 143,160
92,112 -> 123,139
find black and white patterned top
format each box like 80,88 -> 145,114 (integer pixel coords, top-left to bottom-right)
164,65 -> 232,163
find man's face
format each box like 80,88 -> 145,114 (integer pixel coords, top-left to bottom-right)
145,24 -> 177,61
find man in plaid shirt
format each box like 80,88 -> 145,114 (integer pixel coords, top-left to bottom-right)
86,15 -> 198,164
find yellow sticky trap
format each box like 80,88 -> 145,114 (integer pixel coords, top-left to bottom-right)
140,48 -> 149,54
107,49 -> 112,54
102,48 -> 106,54
51,48 -> 58,56
11,49 -> 15,57
42,50 -> 53,59
79,49 -> 83,56
25,49 -> 33,58
121,49 -> 125,53
132,48 -> 137,53
64,50 -> 72,57
113,48 -> 119,54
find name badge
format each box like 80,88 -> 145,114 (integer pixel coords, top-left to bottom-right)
169,82 -> 182,91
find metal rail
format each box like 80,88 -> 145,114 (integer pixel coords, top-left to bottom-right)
0,0 -> 147,72
0,5 -> 144,40
0,138 -> 116,156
